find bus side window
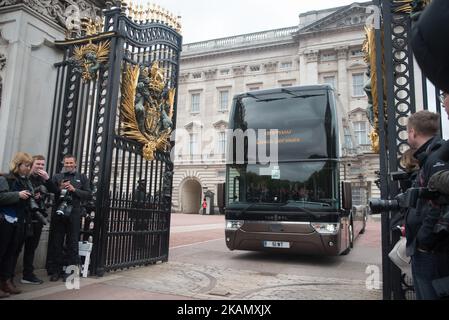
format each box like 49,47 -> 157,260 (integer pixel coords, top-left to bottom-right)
233,176 -> 240,202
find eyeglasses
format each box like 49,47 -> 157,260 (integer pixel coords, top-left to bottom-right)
439,93 -> 447,104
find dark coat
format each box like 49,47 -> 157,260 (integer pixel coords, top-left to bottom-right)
428,170 -> 449,194
411,0 -> 449,92
406,137 -> 449,256
51,171 -> 92,213
0,176 -> 20,206
29,173 -> 58,195
0,174 -> 33,223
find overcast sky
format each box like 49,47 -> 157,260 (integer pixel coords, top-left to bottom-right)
135,0 -> 357,43
133,0 -> 449,138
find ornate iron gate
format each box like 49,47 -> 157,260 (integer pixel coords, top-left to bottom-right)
371,0 -> 444,299
47,2 -> 182,276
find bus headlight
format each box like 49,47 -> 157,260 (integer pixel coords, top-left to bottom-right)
311,223 -> 340,235
226,220 -> 244,230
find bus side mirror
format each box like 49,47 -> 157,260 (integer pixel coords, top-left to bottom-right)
342,182 -> 352,210
217,183 -> 226,215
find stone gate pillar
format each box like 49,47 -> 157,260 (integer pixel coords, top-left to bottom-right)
0,0 -> 105,171
0,0 -> 105,272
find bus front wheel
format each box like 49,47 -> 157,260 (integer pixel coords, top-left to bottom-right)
349,221 -> 354,249
341,222 -> 354,256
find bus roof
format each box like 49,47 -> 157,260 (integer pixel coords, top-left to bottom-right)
234,85 -> 334,99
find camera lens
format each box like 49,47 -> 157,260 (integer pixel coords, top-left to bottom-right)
369,199 -> 400,213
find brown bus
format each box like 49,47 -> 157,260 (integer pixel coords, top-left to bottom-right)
225,85 -> 367,255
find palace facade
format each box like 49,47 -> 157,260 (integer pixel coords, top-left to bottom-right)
172,2 -> 380,214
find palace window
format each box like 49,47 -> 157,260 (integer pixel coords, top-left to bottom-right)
280,61 -> 292,69
189,133 -> 198,156
321,52 -> 337,62
351,49 -> 364,57
218,90 -> 229,112
354,121 -> 369,145
323,76 -> 336,89
191,93 -> 200,113
344,127 -> 353,149
218,132 -> 226,155
352,73 -> 365,97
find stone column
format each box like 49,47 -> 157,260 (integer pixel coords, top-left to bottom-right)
0,7 -> 65,171
303,50 -> 319,85
298,51 -> 307,85
336,46 -> 349,113
0,1 -> 105,171
232,65 -> 246,93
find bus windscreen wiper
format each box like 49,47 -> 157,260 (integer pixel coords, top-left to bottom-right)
244,93 -> 261,100
250,91 -> 325,102
240,202 -> 272,214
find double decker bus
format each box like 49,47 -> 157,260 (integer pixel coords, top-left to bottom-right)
225,85 -> 366,255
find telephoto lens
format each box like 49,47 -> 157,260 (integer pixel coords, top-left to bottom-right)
369,199 -> 400,214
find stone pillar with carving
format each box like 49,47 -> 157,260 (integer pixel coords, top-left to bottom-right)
303,50 -> 319,85
0,0 -> 105,170
232,65 -> 246,92
298,51 -> 307,85
336,46 -> 349,113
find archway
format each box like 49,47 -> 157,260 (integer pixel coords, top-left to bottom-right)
181,179 -> 202,214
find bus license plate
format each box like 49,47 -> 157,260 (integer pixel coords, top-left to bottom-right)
263,241 -> 290,249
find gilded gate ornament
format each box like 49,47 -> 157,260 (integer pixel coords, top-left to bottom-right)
69,40 -> 110,82
120,62 -> 176,161
363,26 -> 385,154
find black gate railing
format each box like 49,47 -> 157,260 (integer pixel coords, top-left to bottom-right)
47,2 -> 182,276
373,0 -> 444,299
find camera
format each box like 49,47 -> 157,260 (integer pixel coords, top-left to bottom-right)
28,186 -> 49,225
369,187 -> 423,213
56,188 -> 73,217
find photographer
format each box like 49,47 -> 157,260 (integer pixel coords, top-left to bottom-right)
389,149 -> 420,237
405,111 -> 449,299
12,155 -> 58,285
47,155 -> 92,282
0,152 -> 35,296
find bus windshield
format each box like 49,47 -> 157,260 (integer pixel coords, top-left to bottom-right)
227,161 -> 339,209
231,89 -> 338,161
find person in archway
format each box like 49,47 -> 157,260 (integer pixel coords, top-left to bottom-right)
132,179 -> 148,250
202,198 -> 207,215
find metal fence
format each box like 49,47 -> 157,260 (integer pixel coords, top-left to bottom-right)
47,4 -> 182,276
374,0 -> 444,299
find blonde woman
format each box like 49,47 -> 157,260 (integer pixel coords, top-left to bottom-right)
0,152 -> 33,296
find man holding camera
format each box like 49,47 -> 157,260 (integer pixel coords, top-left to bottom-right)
12,155 -> 58,285
47,155 -> 92,282
406,111 -> 449,299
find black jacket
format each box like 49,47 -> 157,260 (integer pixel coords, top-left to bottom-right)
0,173 -> 34,223
0,176 -> 20,206
51,171 -> 92,213
29,173 -> 58,195
411,0 -> 449,93
428,170 -> 449,194
406,137 -> 449,256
